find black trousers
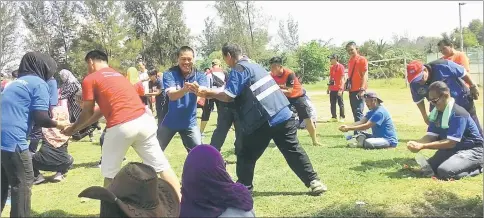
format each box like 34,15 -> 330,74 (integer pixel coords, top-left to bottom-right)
349,91 -> 364,135
201,99 -> 215,122
210,101 -> 243,154
330,91 -> 345,119
236,116 -> 319,188
1,147 -> 34,217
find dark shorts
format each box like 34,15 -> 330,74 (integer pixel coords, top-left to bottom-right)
288,96 -> 311,120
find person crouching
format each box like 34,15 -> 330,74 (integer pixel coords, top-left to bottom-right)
33,103 -> 74,184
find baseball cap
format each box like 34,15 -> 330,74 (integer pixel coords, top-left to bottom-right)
211,59 -> 221,66
364,91 -> 383,103
406,60 -> 425,83
327,54 -> 339,60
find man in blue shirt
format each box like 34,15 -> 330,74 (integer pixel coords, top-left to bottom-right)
1,52 -> 67,217
406,59 -> 481,136
199,43 -> 327,195
407,81 -> 483,180
29,77 -> 59,153
146,70 -> 165,121
158,46 -> 208,152
339,91 -> 398,149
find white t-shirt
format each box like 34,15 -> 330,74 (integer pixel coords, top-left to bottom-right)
139,70 -> 149,93
211,71 -> 226,93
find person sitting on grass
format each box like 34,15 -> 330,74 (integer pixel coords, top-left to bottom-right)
33,101 -> 74,184
406,81 -> 483,180
338,91 -> 398,149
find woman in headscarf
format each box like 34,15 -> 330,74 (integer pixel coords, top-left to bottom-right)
1,52 -> 68,217
59,69 -> 82,123
180,145 -> 255,217
59,69 -> 99,142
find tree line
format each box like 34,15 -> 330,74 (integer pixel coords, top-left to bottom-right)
1,1 -> 483,83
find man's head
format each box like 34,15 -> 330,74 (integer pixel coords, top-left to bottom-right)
428,81 -> 451,112
85,50 -> 109,74
328,54 -> 339,65
211,59 -> 221,68
363,91 -> 383,110
406,60 -> 430,85
137,61 -> 147,72
437,39 -> 454,57
221,43 -> 243,68
204,68 -> 211,73
269,57 -> 284,76
345,41 -> 358,57
177,46 -> 195,75
148,69 -> 158,82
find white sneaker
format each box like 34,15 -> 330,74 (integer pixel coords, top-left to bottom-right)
309,180 -> 327,195
52,172 -> 65,182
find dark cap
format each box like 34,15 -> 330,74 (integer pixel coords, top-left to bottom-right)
364,91 -> 383,103
328,54 -> 339,60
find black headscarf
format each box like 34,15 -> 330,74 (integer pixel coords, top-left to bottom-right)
18,52 -> 57,81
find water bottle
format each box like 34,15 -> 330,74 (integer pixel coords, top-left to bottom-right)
344,132 -> 357,147
415,154 -> 434,177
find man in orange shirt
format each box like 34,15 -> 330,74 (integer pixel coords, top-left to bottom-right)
438,39 -> 471,73
61,50 -> 181,199
345,42 -> 368,135
270,57 -> 320,146
327,54 -> 345,122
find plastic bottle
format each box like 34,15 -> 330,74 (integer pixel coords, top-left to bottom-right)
344,132 -> 357,147
415,154 -> 434,177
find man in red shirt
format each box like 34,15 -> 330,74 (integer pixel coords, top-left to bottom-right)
270,57 -> 320,146
61,50 -> 181,198
345,42 -> 368,135
327,54 -> 345,122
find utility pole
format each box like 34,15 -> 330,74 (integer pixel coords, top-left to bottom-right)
459,2 -> 466,51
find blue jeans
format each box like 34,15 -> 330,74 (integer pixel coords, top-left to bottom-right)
356,133 -> 392,149
157,125 -> 202,152
349,91 -> 364,135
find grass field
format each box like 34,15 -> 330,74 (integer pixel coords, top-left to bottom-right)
2,78 -> 483,217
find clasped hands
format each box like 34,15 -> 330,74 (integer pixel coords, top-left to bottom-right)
406,141 -> 423,153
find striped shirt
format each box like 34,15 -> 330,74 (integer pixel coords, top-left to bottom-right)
59,81 -> 82,123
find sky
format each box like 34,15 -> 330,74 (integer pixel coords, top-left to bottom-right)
184,1 -> 484,47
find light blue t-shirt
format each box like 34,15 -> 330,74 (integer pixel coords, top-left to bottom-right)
364,105 -> 398,146
47,78 -> 58,106
1,75 -> 50,152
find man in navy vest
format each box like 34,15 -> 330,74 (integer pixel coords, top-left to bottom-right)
199,43 -> 327,195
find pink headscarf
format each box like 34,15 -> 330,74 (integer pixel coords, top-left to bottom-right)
42,105 -> 70,147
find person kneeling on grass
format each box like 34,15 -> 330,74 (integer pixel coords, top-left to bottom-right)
33,103 -> 74,185
407,81 -> 483,180
338,91 -> 398,149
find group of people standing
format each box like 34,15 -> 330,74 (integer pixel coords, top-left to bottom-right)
0,37 -> 482,217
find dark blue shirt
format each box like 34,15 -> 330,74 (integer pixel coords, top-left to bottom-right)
410,60 -> 470,110
162,68 -> 208,130
224,66 -> 292,126
427,104 -> 483,150
364,106 -> 398,146
149,77 -> 164,111
1,75 -> 50,152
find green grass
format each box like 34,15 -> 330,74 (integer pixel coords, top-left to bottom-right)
2,78 -> 483,217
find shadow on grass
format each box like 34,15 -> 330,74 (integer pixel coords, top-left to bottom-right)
310,189 -> 482,217
349,157 -> 418,172
252,191 -> 309,197
410,189 -> 483,217
71,161 -> 99,169
32,209 -> 98,217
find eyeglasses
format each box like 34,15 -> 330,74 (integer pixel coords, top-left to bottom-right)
429,96 -> 441,104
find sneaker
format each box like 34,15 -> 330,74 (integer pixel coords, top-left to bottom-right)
98,159 -> 102,168
309,180 -> 327,195
52,172 -> 65,182
33,174 -> 46,185
339,117 -> 345,123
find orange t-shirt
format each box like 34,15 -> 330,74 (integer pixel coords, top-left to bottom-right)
442,51 -> 470,72
271,68 -> 303,98
329,63 -> 345,91
134,82 -> 145,96
347,55 -> 368,92
82,67 -> 145,128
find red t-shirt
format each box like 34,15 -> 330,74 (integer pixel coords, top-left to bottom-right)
82,67 -> 145,128
134,82 -> 145,96
329,63 -> 345,91
347,55 -> 368,92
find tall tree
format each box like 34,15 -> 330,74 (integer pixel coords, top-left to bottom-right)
0,2 -> 19,72
467,19 -> 483,46
197,17 -> 221,57
21,0 -> 56,55
277,14 -> 299,52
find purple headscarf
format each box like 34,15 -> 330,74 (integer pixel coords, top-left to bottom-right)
180,145 -> 253,217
